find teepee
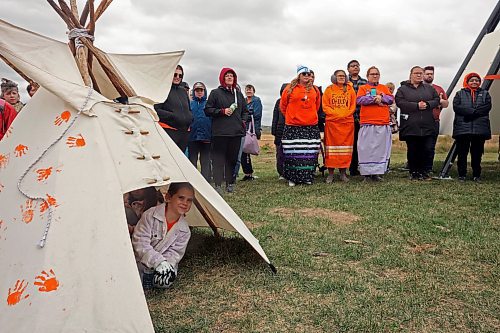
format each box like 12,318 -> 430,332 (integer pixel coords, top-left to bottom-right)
0,1 -> 273,332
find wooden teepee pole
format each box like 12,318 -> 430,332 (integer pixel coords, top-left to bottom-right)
47,0 -> 134,96
0,54 -> 33,84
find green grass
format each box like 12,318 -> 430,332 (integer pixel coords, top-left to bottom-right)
147,137 -> 500,333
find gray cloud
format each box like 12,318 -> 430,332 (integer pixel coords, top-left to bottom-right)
1,0 -> 497,125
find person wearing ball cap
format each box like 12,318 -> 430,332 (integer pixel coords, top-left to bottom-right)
452,72 -> 492,182
279,65 -> 322,187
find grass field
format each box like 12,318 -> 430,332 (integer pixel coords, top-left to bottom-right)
147,135 -> 499,333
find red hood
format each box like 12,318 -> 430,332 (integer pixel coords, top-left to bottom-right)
463,72 -> 481,89
219,67 -> 237,88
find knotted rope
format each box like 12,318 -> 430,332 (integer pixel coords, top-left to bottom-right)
68,28 -> 95,49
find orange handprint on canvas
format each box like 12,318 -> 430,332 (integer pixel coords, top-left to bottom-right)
66,134 -> 86,148
0,153 -> 10,168
14,144 -> 28,157
40,194 -> 58,214
20,199 -> 36,224
36,167 -> 53,181
34,269 -> 59,292
54,111 -> 71,126
6,280 -> 30,306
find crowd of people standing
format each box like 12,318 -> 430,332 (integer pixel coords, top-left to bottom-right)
1,61 -> 493,187
271,61 -> 493,184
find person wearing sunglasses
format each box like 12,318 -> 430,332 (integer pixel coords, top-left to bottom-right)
347,60 -> 368,177
154,65 -> 193,152
356,66 -> 394,182
280,65 -> 321,186
452,73 -> 492,182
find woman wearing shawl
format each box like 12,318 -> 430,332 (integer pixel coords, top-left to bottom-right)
452,72 -> 492,181
356,66 -> 394,181
280,65 -> 321,186
322,70 -> 356,183
205,68 -> 248,194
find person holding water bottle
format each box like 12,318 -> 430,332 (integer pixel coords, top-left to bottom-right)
355,66 -> 394,182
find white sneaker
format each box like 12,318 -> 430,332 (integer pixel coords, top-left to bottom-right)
305,181 -> 312,185
279,176 -> 285,180
288,181 -> 295,187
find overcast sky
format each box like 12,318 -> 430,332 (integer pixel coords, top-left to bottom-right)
1,0 -> 498,125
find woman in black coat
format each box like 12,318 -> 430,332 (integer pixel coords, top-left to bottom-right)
154,65 -> 193,152
452,72 -> 492,181
205,68 -> 248,194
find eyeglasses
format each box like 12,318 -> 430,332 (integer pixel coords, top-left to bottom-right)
173,73 -> 183,78
349,64 -> 360,68
301,72 -> 312,77
468,78 -> 480,82
368,73 -> 380,76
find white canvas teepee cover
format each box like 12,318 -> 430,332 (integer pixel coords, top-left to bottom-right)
0,19 -> 272,332
440,29 -> 500,135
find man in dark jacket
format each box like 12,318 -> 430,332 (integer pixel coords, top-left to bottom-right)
396,66 -> 440,180
154,65 -> 193,152
452,72 -> 492,181
271,84 -> 287,178
347,60 -> 368,176
205,68 -> 248,194
188,82 -> 211,182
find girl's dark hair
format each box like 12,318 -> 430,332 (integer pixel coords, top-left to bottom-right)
176,64 -> 184,74
167,182 -> 194,196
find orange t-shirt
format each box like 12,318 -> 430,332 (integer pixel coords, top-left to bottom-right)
357,84 -> 392,125
322,83 -> 356,122
280,84 -> 320,126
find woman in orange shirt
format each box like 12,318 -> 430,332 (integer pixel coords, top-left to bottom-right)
356,66 -> 394,181
322,70 -> 356,183
279,65 -> 321,186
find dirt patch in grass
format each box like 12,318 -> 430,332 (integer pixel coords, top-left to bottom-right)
270,207 -> 361,225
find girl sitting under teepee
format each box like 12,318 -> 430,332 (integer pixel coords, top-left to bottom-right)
132,182 -> 194,289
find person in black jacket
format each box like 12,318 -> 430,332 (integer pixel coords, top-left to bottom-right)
205,68 -> 248,194
452,72 -> 492,181
154,65 -> 193,152
271,84 -> 287,178
396,66 -> 440,180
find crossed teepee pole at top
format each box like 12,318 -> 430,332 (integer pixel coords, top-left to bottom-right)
1,0 -> 135,98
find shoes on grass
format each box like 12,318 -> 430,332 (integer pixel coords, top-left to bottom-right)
214,185 -> 224,196
458,176 -> 466,182
241,175 -> 254,181
226,183 -> 235,193
473,177 -> 481,183
325,174 -> 334,184
288,181 -> 295,187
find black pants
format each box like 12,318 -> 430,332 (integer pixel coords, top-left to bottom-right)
349,120 -> 360,175
211,136 -> 241,186
455,135 -> 485,178
426,122 -> 440,173
164,128 -> 189,153
188,141 -> 212,182
406,136 -> 434,176
241,152 -> 254,175
275,143 -> 284,176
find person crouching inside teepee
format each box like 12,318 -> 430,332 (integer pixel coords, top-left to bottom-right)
132,182 -> 194,289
